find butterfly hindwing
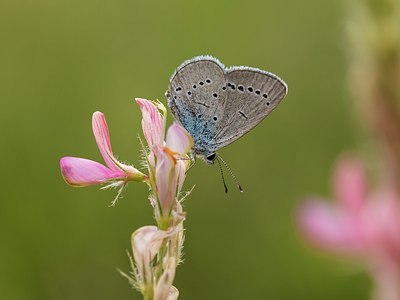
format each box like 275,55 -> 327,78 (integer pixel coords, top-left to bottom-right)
211,67 -> 287,149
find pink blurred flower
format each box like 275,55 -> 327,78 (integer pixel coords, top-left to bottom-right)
60,112 -> 146,201
298,156 -> 400,300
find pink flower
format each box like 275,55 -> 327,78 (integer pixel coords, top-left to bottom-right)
136,99 -> 193,220
131,226 -> 171,284
131,226 -> 179,299
136,98 -> 166,151
298,156 -> 400,299
60,112 -> 146,191
155,124 -> 192,217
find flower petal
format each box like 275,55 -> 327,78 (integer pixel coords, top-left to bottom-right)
156,149 -> 178,217
92,112 -> 119,171
154,256 -> 178,300
298,199 -> 356,254
136,98 -> 165,149
333,156 -> 366,214
175,160 -> 187,196
60,157 -> 124,187
166,123 -> 194,155
131,226 -> 170,284
364,189 -> 400,262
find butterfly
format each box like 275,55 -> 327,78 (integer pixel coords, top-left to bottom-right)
166,55 -> 288,164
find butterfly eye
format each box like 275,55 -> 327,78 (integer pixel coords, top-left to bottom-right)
206,153 -> 216,162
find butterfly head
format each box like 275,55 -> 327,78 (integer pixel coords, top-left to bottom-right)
205,152 -> 217,164
193,149 -> 217,164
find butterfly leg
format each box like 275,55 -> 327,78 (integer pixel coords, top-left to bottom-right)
185,151 -> 197,174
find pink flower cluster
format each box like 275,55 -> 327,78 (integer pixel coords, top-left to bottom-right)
60,99 -> 193,299
298,156 -> 400,300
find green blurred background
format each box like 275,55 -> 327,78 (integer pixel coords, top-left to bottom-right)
0,0 -> 370,299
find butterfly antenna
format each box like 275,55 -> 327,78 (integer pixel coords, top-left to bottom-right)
217,155 -> 243,192
216,156 -> 228,193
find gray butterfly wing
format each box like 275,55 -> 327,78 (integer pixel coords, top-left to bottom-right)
166,56 -> 228,155
211,67 -> 287,149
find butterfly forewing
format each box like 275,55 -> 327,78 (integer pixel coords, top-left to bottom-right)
211,67 -> 287,149
167,56 -> 228,155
